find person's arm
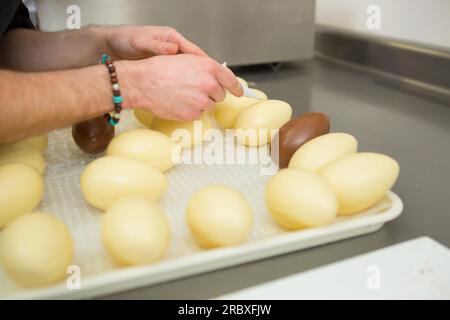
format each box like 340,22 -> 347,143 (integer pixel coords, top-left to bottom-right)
0,26 -> 206,71
0,54 -> 242,143
0,27 -> 104,71
0,63 -> 130,142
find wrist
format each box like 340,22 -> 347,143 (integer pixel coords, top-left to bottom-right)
115,60 -> 141,110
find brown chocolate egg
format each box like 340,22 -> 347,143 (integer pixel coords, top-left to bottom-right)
72,116 -> 115,154
272,112 -> 330,168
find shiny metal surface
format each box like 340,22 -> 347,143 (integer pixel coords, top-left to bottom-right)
315,25 -> 450,99
36,0 -> 315,66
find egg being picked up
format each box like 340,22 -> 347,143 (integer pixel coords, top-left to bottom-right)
249,89 -> 268,100
237,77 -> 248,88
320,152 -> 400,215
214,93 -> 261,129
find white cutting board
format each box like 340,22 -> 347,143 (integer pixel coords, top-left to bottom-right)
220,237 -> 450,299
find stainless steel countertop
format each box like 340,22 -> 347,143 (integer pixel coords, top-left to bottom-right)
103,58 -> 450,299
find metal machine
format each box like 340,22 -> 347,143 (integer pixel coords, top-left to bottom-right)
36,0 -> 315,66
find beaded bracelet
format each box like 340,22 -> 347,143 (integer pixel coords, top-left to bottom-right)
101,54 -> 122,126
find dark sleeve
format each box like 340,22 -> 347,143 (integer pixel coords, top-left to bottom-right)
6,2 -> 35,32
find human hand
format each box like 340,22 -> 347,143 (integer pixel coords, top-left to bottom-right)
98,25 -> 207,60
120,54 -> 243,120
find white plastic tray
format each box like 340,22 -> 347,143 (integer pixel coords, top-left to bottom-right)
0,111 -> 403,299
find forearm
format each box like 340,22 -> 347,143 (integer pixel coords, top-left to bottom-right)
0,62 -> 136,143
0,27 -> 107,71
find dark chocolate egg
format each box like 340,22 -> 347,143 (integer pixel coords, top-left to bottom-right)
72,116 -> 115,154
272,112 -> 330,168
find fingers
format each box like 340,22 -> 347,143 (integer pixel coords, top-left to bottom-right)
153,41 -> 179,55
126,26 -> 207,58
179,106 -> 204,121
129,35 -> 156,58
131,36 -> 179,57
155,95 -> 213,121
215,64 -> 243,97
196,95 -> 216,113
163,105 -> 207,121
170,32 -> 208,56
208,80 -> 226,103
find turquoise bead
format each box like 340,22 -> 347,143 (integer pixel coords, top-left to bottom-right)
101,54 -> 109,64
113,96 -> 123,104
108,117 -> 118,126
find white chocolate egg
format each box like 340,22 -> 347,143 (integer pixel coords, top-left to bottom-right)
237,77 -> 248,88
186,185 -> 253,248
265,168 -> 338,230
101,197 -> 171,266
0,144 -> 46,174
0,163 -> 44,228
0,134 -> 48,154
234,100 -> 292,147
80,156 -> 167,210
251,89 -> 268,100
16,134 -> 48,153
289,133 -> 357,172
0,213 -> 73,287
151,113 -> 213,148
320,152 -> 400,215
214,93 -> 263,129
107,128 -> 180,172
134,109 -> 154,128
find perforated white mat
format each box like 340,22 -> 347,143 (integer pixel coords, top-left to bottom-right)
0,111 -> 403,299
